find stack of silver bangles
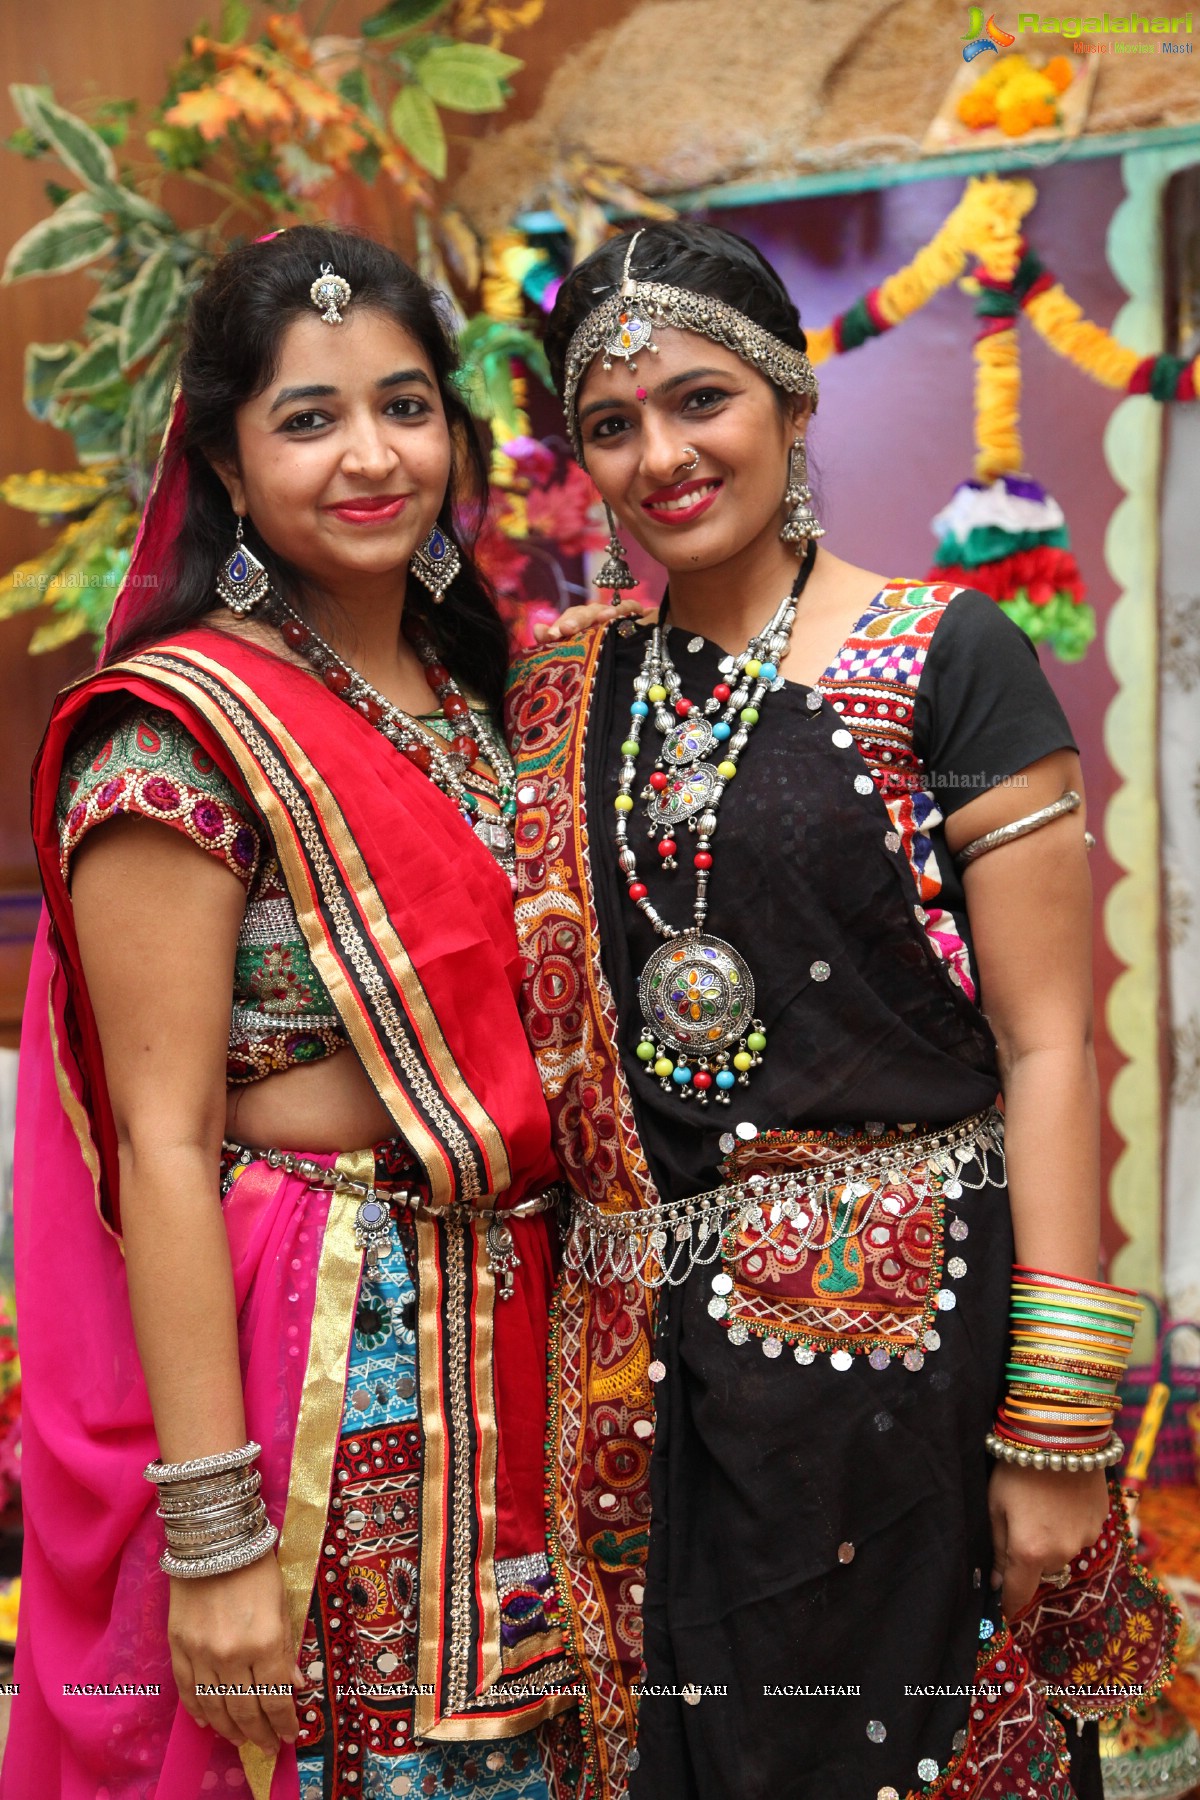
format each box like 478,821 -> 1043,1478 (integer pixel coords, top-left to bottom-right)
564,1110 -> 1006,1289
145,1441 -> 279,1579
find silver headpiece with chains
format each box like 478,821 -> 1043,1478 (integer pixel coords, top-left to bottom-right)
561,228 -> 819,460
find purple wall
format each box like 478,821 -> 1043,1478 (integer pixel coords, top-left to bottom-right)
713,159 -> 1134,1250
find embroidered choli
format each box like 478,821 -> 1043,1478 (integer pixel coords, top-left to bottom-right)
57,700 -> 505,1086
58,703 -> 348,1083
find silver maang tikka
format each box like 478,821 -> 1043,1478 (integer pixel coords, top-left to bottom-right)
310,262 -> 352,326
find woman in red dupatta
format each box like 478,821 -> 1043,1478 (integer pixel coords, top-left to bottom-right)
3,227 -> 585,1800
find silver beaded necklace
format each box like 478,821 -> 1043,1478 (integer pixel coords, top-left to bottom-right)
615,544 -> 816,1104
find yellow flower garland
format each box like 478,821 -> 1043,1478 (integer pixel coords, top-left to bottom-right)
806,173 -> 1199,476
1024,285 -> 1144,390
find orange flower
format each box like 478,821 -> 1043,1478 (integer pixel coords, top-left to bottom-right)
957,89 -> 998,129
267,13 -> 314,66
164,83 -> 241,141
312,118 -> 369,168
214,64 -> 293,131
1045,55 -> 1073,94
274,68 -> 346,127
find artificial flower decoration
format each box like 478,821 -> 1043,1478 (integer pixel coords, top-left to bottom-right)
956,52 -> 1073,139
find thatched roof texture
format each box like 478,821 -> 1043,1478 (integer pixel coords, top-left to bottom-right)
453,0 -> 1200,233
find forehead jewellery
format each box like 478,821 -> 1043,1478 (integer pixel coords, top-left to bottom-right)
561,228 -> 819,462
310,261 -> 352,325
617,537 -> 817,1103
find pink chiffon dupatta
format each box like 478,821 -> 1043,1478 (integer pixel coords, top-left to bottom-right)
3,919 -> 321,1799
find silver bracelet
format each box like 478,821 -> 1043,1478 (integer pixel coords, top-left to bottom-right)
144,1441 -> 262,1485
160,1520 -> 279,1580
156,1474 -> 263,1514
956,790 -> 1083,868
985,1429 -> 1124,1474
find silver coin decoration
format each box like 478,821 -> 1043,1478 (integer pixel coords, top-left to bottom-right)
806,691 -> 823,711
832,728 -> 854,748
762,1337 -> 783,1359
947,1256 -> 968,1279
866,1720 -> 887,1744
711,1271 -> 733,1295
719,1133 -> 736,1154
904,1349 -> 925,1372
869,1346 -> 891,1371
923,1329 -> 941,1352
794,1344 -> 815,1365
708,1296 -> 728,1319
810,960 -> 831,982
830,1349 -> 854,1372
736,1122 -> 758,1141
949,1217 -> 969,1241
935,1289 -> 957,1311
728,1322 -> 749,1346
942,1180 -> 963,1201
855,774 -> 874,795
686,635 -> 705,653
917,1758 -> 940,1782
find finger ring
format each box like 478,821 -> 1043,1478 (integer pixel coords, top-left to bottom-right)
1040,1564 -> 1072,1589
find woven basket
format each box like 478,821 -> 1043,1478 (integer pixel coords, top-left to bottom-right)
1115,1300 -> 1200,1487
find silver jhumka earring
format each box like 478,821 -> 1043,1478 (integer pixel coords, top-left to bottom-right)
780,438 -> 825,548
411,524 -> 462,602
310,262 -> 352,326
592,503 -> 638,605
215,517 -> 271,616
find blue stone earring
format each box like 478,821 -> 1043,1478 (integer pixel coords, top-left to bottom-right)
410,523 -> 462,603
215,516 -> 271,616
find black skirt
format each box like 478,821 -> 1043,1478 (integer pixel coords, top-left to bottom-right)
628,1152 -> 1102,1800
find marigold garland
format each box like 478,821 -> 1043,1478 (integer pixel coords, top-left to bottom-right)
806,172 -> 1199,659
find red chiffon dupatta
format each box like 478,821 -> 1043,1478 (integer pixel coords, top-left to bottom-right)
5,399 -> 569,1799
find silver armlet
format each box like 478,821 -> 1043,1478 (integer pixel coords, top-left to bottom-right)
955,789 -> 1089,868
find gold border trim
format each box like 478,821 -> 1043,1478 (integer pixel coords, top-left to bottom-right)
414,1211 -> 449,1729
46,957 -> 120,1248
240,1150 -> 369,1800
116,647 -> 509,1204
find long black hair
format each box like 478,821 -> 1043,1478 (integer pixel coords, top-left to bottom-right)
543,220 -> 811,411
105,224 -> 509,714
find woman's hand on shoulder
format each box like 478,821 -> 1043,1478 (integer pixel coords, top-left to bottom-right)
988,1461 -> 1110,1620
532,597 -> 646,644
169,1552 -> 303,1753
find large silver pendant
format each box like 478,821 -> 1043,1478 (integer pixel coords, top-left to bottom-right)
639,934 -> 754,1057
646,762 -> 721,829
473,813 -> 515,874
661,717 -> 716,768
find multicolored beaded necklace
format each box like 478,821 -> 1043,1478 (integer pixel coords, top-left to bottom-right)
266,594 -> 518,883
616,542 -> 817,1103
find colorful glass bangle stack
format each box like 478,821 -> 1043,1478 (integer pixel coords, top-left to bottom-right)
986,1265 -> 1140,1474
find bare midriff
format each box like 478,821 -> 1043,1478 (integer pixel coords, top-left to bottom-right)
224,1045 -> 396,1153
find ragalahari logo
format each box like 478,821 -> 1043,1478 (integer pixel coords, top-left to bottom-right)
962,8 -> 1018,56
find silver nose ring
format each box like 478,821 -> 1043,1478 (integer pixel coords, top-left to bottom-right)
677,446 -> 700,475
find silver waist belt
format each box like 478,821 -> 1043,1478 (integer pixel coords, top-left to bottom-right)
223,1140 -> 564,1296
563,1108 -> 1006,1290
